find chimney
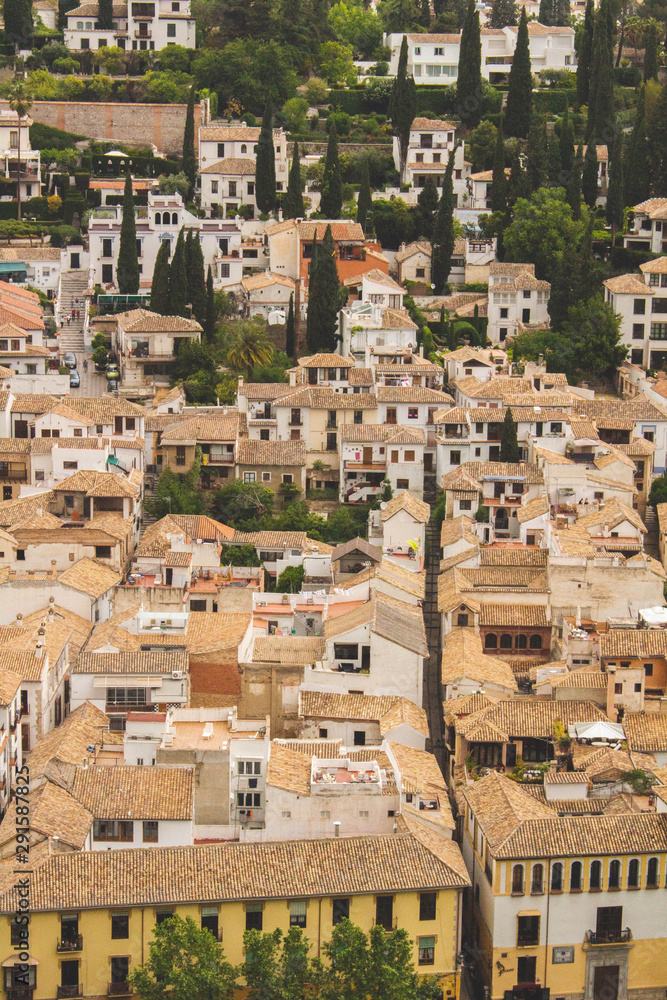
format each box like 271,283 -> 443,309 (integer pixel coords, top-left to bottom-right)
333,822 -> 340,838
36,507 -> 42,517
16,613 -> 22,621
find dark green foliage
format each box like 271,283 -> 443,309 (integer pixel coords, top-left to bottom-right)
4,0 -> 33,46
256,104 -> 277,214
488,0 -> 517,28
491,124 -> 507,215
431,150 -> 456,294
644,21 -> 660,81
204,266 -> 216,340
150,239 -> 170,313
625,85 -> 649,208
182,86 -> 196,188
168,228 -> 188,318
648,82 -> 667,196
511,328 -> 578,382
390,37 -> 417,178
507,151 -> 529,208
417,176 -> 439,238
649,473 -> 667,509
457,0 -> 482,127
144,457 -> 209,520
320,122 -> 343,218
220,543 -> 261,567
559,107 -> 575,174
187,230 -> 206,325
505,8 -> 533,138
117,174 -> 140,295
546,134 -> 562,186
538,0 -> 554,23
606,126 -> 625,233
500,407 -> 520,462
29,122 -> 85,151
212,479 -> 275,530
97,0 -> 112,28
567,142 -> 584,220
581,142 -> 599,207
526,113 -> 547,192
421,0 -> 431,26
306,224 -> 344,352
285,293 -> 295,360
503,187 -> 586,283
586,0 -> 615,144
561,295 -> 627,377
548,213 -> 597,331
283,141 -> 305,219
356,158 -> 372,233
577,0 -> 594,107
274,564 -> 305,592
129,916 -> 236,1000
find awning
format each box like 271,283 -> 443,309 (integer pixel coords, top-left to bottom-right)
0,263 -> 26,275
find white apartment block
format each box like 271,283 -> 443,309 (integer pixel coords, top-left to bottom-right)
88,191 -> 242,290
0,110 -> 40,202
604,257 -> 667,371
624,199 -> 667,255
487,262 -> 550,343
392,117 -> 468,199
198,123 -> 289,218
64,0 -> 195,51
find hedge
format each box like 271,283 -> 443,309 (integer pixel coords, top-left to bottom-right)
0,203 -> 18,220
533,89 -> 573,112
614,65 -> 641,87
29,121 -> 86,150
611,246 -> 657,270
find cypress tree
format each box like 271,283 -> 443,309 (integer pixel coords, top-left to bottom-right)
625,86 -> 649,208
117,173 -> 140,295
285,292 -> 296,361
189,232 -> 207,325
554,0 -> 569,25
546,133 -> 562,185
606,126 -> 625,241
204,266 -> 216,341
575,211 -> 596,303
418,176 -> 439,238
548,233 -> 580,330
182,86 -> 196,190
283,141 -> 304,220
505,8 -> 533,139
356,159 -> 372,233
431,150 -> 456,295
420,0 -> 431,27
489,0 -> 517,29
582,143 -> 599,207
644,21 -> 659,81
576,0 -> 594,108
168,228 -> 188,318
567,142 -> 584,220
559,107 -> 575,174
586,0 -> 615,144
150,240 -> 170,314
390,37 -> 417,180
184,229 -> 194,303
320,122 -> 343,219
508,151 -> 530,209
500,407 -> 520,463
491,123 -> 507,215
526,113 -> 547,192
98,0 -> 113,29
538,0 -> 554,24
306,225 -> 342,353
3,0 -> 33,47
255,103 -> 276,215
457,0 -> 482,128
648,82 -> 667,196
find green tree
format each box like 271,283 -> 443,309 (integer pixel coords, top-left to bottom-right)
606,125 -> 625,241
539,0 -> 555,23
204,265 -> 216,340
577,0 -> 594,107
562,295 -> 627,377
226,321 -> 274,380
256,103 -> 277,214
644,20 -> 660,80
581,142 -> 600,208
648,81 -> 667,194
274,564 -> 306,592
188,230 -> 207,325
586,0 -> 615,145
8,82 -> 32,222
129,915 -> 236,1000
242,927 -> 315,999
283,141 -> 305,219
319,40 -> 357,86
150,239 -> 171,313
649,472 -> 667,509
491,123 -> 507,215
499,406 -> 520,462
381,0 -> 421,33
4,0 -> 32,48
328,1 -> 383,57
417,176 -> 439,238
431,150 -> 456,294
457,0 -> 482,127
97,0 -> 113,29
626,85 -> 649,207
356,158 -> 372,233
285,292 -> 296,360
559,106 -> 575,174
420,0 -> 431,26
510,327 -> 578,381
281,97 -> 309,134
504,187 -> 585,283
182,85 -> 196,189
505,7 -> 533,138
306,224 -> 344,351
507,150 -> 529,208
143,463 -> 209,519
320,122 -> 343,218
168,228 -> 188,318
567,142 -> 584,219
212,478 -> 275,528
526,112 -> 547,192
468,120 -> 498,171
117,173 -> 140,295
489,0 -> 517,27
390,36 -> 417,180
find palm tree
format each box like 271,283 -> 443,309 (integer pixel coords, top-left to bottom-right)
8,81 -> 32,223
225,322 -> 274,381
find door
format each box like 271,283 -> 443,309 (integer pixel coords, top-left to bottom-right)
361,645 -> 370,671
13,419 -> 28,439
424,453 -> 433,472
596,907 -> 622,942
505,743 -> 517,767
102,263 -> 113,284
165,568 -> 173,586
363,447 -> 373,464
593,966 -> 619,1000
70,252 -> 80,269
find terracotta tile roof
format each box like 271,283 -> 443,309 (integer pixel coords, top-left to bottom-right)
573,397 -> 667,423
575,498 -> 646,534
376,386 -> 452,403
442,691 -> 498,719
439,514 -> 476,548
657,502 -> 667,535
0,667 -> 21,705
135,513 -> 234,558
0,783 -> 93,851
266,220 -> 366,242
339,424 -> 425,443
160,413 -> 245,443
600,629 -> 667,658
378,307 -> 419,331
338,559 -> 426,600
492,813 -> 667,860
331,536 -> 382,563
236,438 -> 306,466
550,670 -> 607,689
16,606 -> 94,656
238,383 -> 297,400
201,157 -> 257,176
640,256 -> 667,274
64,397 -> 146,421
58,558 -> 123,598
71,765 -> 194,820
274,387 -> 378,409
75,650 -> 188,675
533,445 -> 575,466
463,771 -> 556,848
585,472 -> 637,495
348,367 -> 373,385
52,469 -> 139,497
266,742 -> 312,795
456,566 -> 548,592
623,712 -> 667,753
516,496 -> 549,524
480,547 -> 548,566
186,612 -> 250,655
242,271 -> 295,292
478,603 -> 549,627
388,742 -> 455,831
323,591 -> 428,656
380,699 -> 429,737
410,115 -> 456,129
164,550 -> 192,568
441,629 -> 518,691
116,308 -> 201,334
300,689 -> 404,722
231,529 -> 307,549
27,702 -> 113,779
457,700 -> 606,742
437,568 -> 481,614
276,739 -> 343,758
30,437 -> 107,454
253,636 -> 325,664
83,604 -> 143,653
459,460 -> 544,484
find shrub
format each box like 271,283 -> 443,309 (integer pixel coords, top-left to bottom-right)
326,110 -> 351,135
49,225 -> 80,247
305,77 -> 329,104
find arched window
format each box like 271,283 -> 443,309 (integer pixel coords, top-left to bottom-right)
570,861 -> 582,890
647,857 -> 659,887
529,634 -> 543,650
515,634 -> 527,650
590,860 -> 602,890
156,213 -> 162,225
511,865 -> 524,894
531,863 -> 544,894
172,212 -> 178,225
77,20 -> 83,27
628,858 -> 640,888
241,144 -> 247,153
500,633 -> 512,649
551,862 -> 563,892
609,859 -> 621,889
485,633 -> 498,649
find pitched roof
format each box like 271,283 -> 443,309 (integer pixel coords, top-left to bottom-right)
623,712 -> 667,753
52,469 -> 138,497
0,783 -> 93,851
0,668 -> 21,705
478,603 -> 549,627
253,636 -> 325,665
236,438 -> 306,467
58,558 -> 123,598
441,629 -> 518,691
376,386 -> 452,403
70,766 -> 194,820
299,690 -> 419,726
324,591 -> 428,656
339,424 -> 425,443
27,702 -> 114,779
201,157 -> 257,176
75,650 -> 188,675
331,536 -> 383,563
463,770 -> 556,848
266,742 -> 312,795
456,700 -> 606,741
160,413 -> 244,443
599,629 -> 667,658
135,513 -> 234,557
116,308 -> 202,334
516,495 -> 549,524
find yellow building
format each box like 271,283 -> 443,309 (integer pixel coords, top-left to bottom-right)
0,830 -> 469,999
462,770 -> 667,1000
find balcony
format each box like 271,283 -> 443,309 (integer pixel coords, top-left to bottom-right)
57,935 -> 83,952
134,27 -> 151,35
344,461 -> 386,471
289,419 -> 303,427
108,984 -> 134,997
585,928 -> 632,946
57,987 -> 83,998
7,989 -> 34,1000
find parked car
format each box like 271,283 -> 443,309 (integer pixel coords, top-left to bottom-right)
69,370 -> 80,388
106,365 -> 120,380
107,378 -> 119,392
63,352 -> 77,369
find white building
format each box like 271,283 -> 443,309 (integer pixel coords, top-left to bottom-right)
198,122 -> 289,218
395,238 -> 497,286
0,249 -> 62,299
70,648 -> 189,720
604,257 -> 667,371
0,109 -> 40,203
487,262 -> 551,343
339,424 -> 426,502
623,199 -> 667,255
113,308 -> 202,388
88,191 -> 243,291
367,489 -> 430,569
0,669 -> 21,818
64,0 -> 195,52
242,272 -> 295,321
392,117 -> 468,199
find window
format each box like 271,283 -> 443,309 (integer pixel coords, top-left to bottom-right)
167,21 -> 176,34
111,912 -> 129,939
404,450 -> 415,461
511,864 -> 524,894
376,896 -> 393,930
609,859 -> 621,889
416,267 -> 425,278
570,860 -> 582,890
457,613 -> 469,626
647,857 -> 659,887
95,545 -> 112,559
517,914 -> 539,947
319,727 -> 328,738
460,499 -> 472,510
334,643 -> 358,660
396,479 -> 409,489
500,633 -> 513,649
321,810 -> 330,818
627,858 -> 640,888
531,863 -> 544,894
176,445 -> 186,466
238,760 -> 261,775
282,474 -> 293,485
10,916 -> 28,946
517,956 -> 537,985
143,821 -> 158,843
590,860 -> 602,890
615,682 -> 623,695
333,898 -> 349,924
485,633 -> 498,649
450,450 -> 461,465
93,820 -> 134,842
408,408 -> 418,419
551,862 -> 563,892
246,903 -> 263,931
290,901 -> 307,927
529,635 -> 542,650
243,472 -> 256,483
16,549 -> 24,561
229,181 -> 237,197
155,910 -> 173,926
354,410 -> 362,424
201,906 -> 219,939
110,956 -> 129,986
418,936 -> 435,966
102,238 -> 113,258
634,298 -> 646,314
419,892 -> 436,921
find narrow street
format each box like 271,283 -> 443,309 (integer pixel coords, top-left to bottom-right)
422,475 -> 445,772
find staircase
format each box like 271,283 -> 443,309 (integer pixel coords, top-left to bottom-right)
58,270 -> 89,356
422,474 -> 446,772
